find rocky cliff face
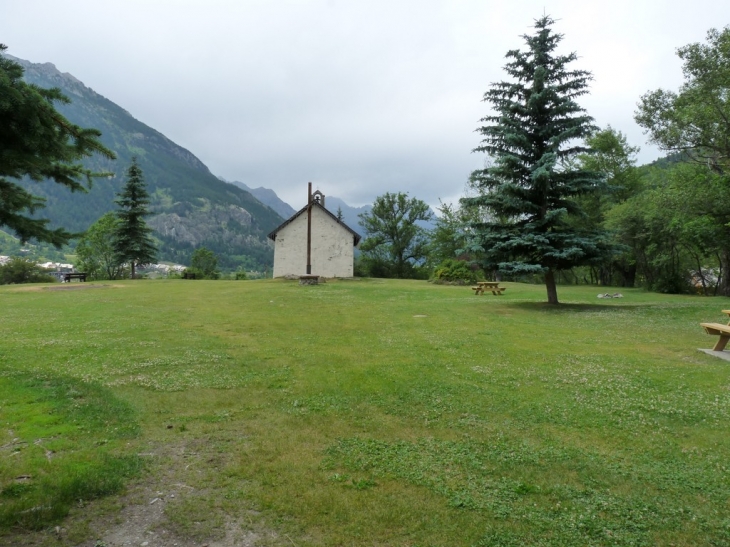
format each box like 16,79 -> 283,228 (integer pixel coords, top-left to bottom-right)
7,54 -> 282,270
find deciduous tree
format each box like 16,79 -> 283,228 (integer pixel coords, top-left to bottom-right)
635,26 -> 730,295
462,16 -> 613,304
358,192 -> 432,279
75,213 -> 125,280
575,127 -> 643,286
635,26 -> 730,174
189,246 -> 220,279
0,44 -> 115,245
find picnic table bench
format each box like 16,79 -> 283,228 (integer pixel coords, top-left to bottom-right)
62,272 -> 87,282
471,281 -> 506,295
701,323 -> 730,351
700,311 -> 730,351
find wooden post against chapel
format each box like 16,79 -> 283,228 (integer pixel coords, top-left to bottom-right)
306,182 -> 312,275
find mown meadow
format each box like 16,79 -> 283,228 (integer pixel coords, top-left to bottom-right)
1,279 -> 729,546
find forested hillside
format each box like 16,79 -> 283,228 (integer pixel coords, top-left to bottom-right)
6,55 -> 283,270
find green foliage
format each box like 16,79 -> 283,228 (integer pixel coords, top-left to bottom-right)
358,192 -> 432,279
0,257 -> 55,284
606,162 -> 730,294
75,213 -> 125,280
573,127 -> 643,286
0,45 -> 115,246
431,259 -> 478,284
633,26 -> 730,295
462,16 -> 615,304
427,202 -> 468,264
113,159 -> 157,278
579,127 -> 643,204
189,246 -> 220,279
635,26 -> 730,174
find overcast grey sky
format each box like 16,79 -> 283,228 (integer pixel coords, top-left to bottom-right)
2,1 -> 729,209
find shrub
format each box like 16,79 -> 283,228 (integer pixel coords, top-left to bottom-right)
0,258 -> 56,284
431,259 -> 478,284
189,247 -> 220,279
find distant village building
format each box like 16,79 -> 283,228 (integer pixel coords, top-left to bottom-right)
268,187 -> 361,278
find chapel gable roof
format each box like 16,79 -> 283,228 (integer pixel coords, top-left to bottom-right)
267,202 -> 362,245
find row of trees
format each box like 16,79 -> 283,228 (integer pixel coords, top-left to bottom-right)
3,24 -> 728,299
357,19 -> 730,303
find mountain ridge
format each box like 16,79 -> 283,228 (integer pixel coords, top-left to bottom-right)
221,178 -> 297,220
4,53 -> 283,270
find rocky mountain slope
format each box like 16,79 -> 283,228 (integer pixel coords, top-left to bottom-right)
7,55 -> 283,270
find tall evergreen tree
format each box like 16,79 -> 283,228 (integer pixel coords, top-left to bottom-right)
113,158 -> 156,279
0,44 -> 115,245
462,16 -> 612,304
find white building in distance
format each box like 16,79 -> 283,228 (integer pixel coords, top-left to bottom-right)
268,189 -> 361,278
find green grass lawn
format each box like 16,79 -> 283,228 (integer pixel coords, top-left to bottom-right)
1,279 -> 729,546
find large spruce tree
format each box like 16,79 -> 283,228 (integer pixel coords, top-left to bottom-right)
462,16 -> 612,304
113,158 -> 157,279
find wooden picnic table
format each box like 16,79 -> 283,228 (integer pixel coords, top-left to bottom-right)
700,310 -> 730,351
472,281 -> 507,296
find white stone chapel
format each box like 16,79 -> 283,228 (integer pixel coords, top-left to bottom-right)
267,184 -> 361,278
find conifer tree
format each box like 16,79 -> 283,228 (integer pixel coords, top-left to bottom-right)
113,158 -> 156,279
0,44 -> 115,245
462,16 -> 612,304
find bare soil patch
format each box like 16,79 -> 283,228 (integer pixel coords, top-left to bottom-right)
3,439 -> 280,547
44,284 -> 112,291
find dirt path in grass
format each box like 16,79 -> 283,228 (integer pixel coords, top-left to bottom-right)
79,438 -> 280,547
5,439 -> 282,547
71,481 -> 265,547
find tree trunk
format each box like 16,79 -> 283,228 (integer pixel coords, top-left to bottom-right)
693,254 -> 707,295
720,249 -> 730,297
131,262 -> 136,280
620,263 -> 637,288
545,269 -> 559,304
714,252 -> 722,296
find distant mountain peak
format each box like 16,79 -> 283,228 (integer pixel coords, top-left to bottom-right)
222,179 -> 296,220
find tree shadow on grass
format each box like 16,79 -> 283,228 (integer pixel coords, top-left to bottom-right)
505,301 -> 654,314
